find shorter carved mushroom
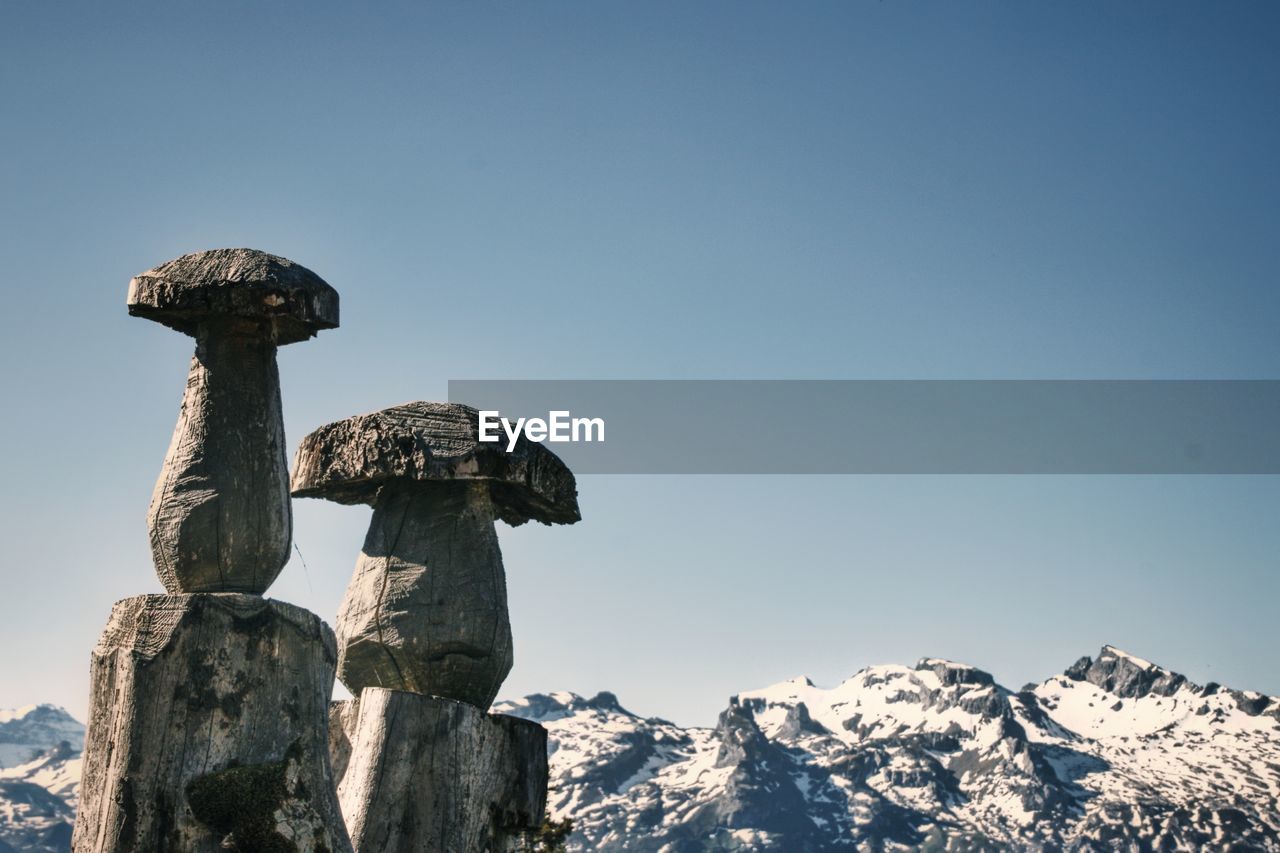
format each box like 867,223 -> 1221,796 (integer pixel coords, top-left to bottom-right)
291,402 -> 579,708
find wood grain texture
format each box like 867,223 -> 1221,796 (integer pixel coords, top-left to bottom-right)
335,482 -> 513,707
290,401 -> 580,527
132,248 -> 339,594
127,248 -> 338,346
333,688 -> 547,853
72,594 -> 352,853
327,700 -> 361,789
147,319 -> 292,593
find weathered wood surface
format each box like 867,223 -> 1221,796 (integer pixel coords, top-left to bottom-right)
335,481 -> 514,706
72,594 -> 352,853
127,247 -> 339,345
332,689 -> 547,853
326,696 -> 362,786
131,248 -> 339,594
290,401 -> 580,526
291,401 -> 581,706
147,319 -> 292,593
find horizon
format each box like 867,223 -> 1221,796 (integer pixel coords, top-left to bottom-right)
0,639 -> 1261,728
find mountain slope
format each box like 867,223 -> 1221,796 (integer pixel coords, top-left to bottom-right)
0,708 -> 82,772
497,647 -> 1280,851
1,648 -> 1276,851
0,706 -> 83,853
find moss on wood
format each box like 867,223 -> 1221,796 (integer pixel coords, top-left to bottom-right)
185,752 -> 297,853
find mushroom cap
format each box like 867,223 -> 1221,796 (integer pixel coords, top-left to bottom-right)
290,402 -> 581,526
127,248 -> 339,345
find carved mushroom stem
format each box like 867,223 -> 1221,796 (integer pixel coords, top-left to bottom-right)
148,316 -> 291,594
336,480 -> 514,707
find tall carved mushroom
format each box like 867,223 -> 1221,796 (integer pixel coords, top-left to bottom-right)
128,248 -> 339,593
290,401 -> 580,707
72,249 -> 350,853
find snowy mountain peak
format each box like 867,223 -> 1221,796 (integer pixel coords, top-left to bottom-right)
1038,645 -> 1279,744
0,706 -> 73,728
0,706 -> 84,771
1099,644 -> 1156,668
0,735 -> 83,851
504,648 -> 1280,850
914,657 -> 996,687
0,741 -> 82,803
3,649 -> 1278,851
1063,644 -> 1190,699
584,691 -> 627,714
1054,644 -> 1277,725
0,706 -> 40,726
493,690 -> 646,726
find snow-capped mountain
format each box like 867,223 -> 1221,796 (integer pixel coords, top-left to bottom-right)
497,646 -> 1280,851
0,706 -> 83,853
0,708 -> 82,772
2,647 -> 1277,851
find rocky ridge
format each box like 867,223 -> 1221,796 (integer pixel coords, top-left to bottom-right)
0,706 -> 83,853
498,646 -> 1279,851
2,647 -> 1277,851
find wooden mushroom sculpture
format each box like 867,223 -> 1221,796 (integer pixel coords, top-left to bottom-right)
291,401 -> 580,707
128,248 -> 339,593
73,249 -> 350,853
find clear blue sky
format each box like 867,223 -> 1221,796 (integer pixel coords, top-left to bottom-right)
2,2 -> 1277,725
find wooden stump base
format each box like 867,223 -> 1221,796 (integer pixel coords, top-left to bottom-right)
72,594 -> 352,853
330,688 -> 548,852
